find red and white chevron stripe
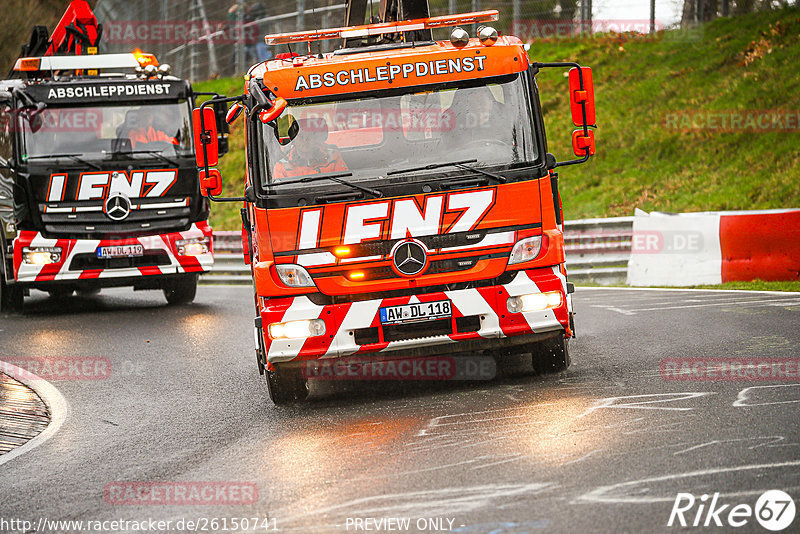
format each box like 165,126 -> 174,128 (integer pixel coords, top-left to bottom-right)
261,266 -> 570,364
12,222 -> 213,283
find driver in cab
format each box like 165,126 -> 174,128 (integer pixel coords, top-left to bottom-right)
272,117 -> 347,180
127,108 -> 179,148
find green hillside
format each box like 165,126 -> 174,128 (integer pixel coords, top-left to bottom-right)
195,7 -> 800,230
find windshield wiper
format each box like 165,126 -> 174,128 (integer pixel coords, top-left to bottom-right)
26,153 -> 101,170
387,158 -> 506,183
268,171 -> 383,198
119,149 -> 179,167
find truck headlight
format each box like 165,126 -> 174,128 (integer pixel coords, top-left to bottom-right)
268,319 -> 326,340
23,246 -> 62,265
176,236 -> 211,256
508,236 -> 542,265
275,264 -> 315,288
507,291 -> 562,313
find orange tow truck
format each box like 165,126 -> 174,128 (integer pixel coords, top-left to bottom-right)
192,0 -> 596,403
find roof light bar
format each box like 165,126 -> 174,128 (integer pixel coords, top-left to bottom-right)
12,53 -> 155,72
265,10 -> 499,45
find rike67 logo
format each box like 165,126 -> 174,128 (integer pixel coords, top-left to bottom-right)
669,490 -> 796,531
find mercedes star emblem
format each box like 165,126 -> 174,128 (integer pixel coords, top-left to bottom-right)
392,239 -> 428,277
104,192 -> 132,221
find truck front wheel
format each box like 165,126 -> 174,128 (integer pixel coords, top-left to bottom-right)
163,274 -> 198,305
0,275 -> 23,313
531,334 -> 571,374
266,363 -> 308,405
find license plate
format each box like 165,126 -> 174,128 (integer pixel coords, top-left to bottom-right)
380,300 -> 452,325
96,244 -> 144,259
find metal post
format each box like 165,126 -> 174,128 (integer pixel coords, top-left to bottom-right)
297,0 -> 306,30
449,0 -> 457,15
650,0 -> 656,33
512,0 -> 520,36
196,0 -> 219,78
235,0 -> 245,74
471,0 -> 480,34
587,0 -> 592,35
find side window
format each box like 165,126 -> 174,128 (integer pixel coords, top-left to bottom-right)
0,106 -> 12,162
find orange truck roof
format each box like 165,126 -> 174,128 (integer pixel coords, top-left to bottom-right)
249,36 -> 529,100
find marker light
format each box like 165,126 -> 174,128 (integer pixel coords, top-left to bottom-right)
13,57 -> 41,72
22,247 -> 62,265
176,236 -> 211,256
265,10 -> 499,45
133,49 -> 159,68
507,291 -> 563,313
276,264 -> 315,288
333,246 -> 351,257
508,236 -> 543,265
268,319 -> 326,340
348,271 -> 365,281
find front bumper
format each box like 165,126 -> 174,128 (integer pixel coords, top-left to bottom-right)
261,267 -> 570,363
12,222 -> 214,284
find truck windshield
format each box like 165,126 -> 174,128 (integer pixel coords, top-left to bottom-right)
261,74 -> 537,186
21,101 -> 193,161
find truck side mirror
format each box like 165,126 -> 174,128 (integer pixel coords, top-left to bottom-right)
572,129 -> 596,157
226,102 -> 245,124
192,107 -> 218,168
258,98 -> 287,124
568,67 -> 595,127
199,168 -> 223,197
274,114 -> 299,146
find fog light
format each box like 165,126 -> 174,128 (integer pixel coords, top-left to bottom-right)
507,291 -> 563,313
276,264 -> 315,288
268,319 -> 326,340
450,27 -> 470,48
478,25 -> 499,46
23,246 -> 62,265
508,236 -> 542,265
176,236 -> 210,256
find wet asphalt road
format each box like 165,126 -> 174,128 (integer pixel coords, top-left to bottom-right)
1,286 -> 799,534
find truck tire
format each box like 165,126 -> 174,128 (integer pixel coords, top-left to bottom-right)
0,275 -> 23,313
163,274 -> 198,305
531,334 -> 571,374
266,363 -> 308,405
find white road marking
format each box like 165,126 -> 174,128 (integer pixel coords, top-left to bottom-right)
733,383 -> 800,407
579,392 -> 713,418
594,297 -> 800,315
575,460 -> 800,504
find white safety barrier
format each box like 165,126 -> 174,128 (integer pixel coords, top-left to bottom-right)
627,208 -> 800,286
